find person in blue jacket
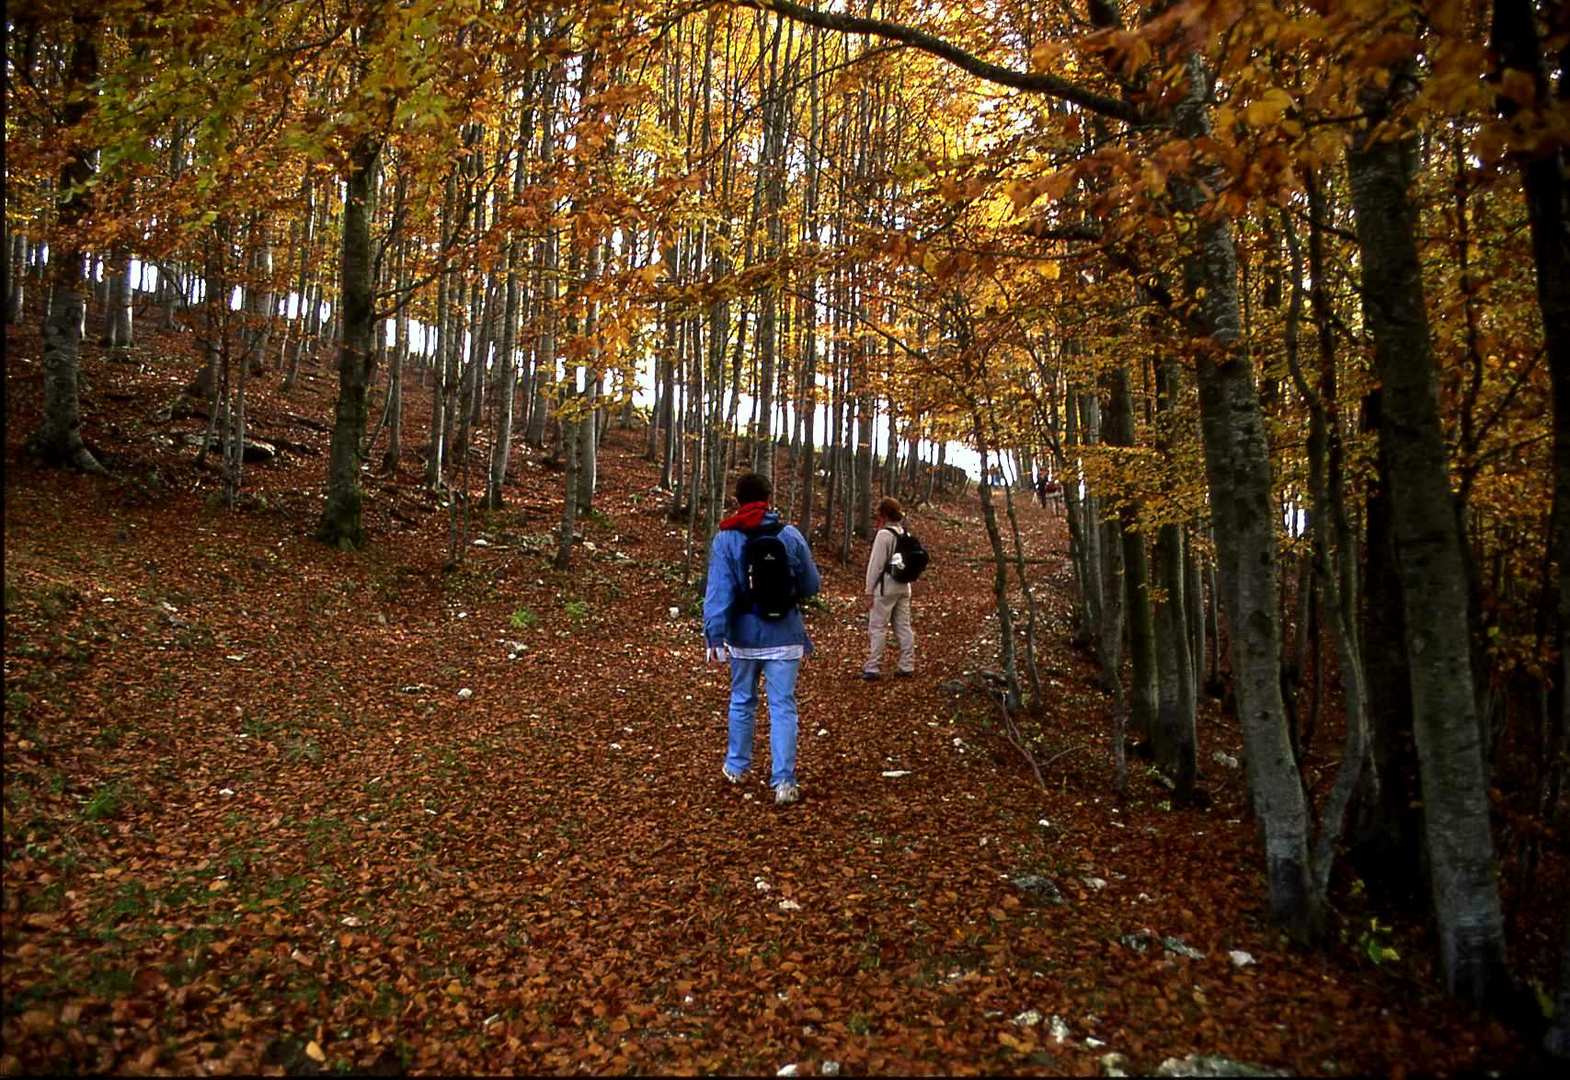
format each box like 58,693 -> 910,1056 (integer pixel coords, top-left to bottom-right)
703,471 -> 821,805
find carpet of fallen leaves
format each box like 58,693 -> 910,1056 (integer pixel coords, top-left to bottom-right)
1,321 -> 1540,1075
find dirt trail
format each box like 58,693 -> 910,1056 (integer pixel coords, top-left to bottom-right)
3,350 -> 1518,1075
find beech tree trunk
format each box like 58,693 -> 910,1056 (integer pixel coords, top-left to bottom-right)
1104,365 -> 1158,743
29,14 -> 104,474
1347,78 -> 1507,1004
316,132 -> 380,549
1492,0 -> 1570,872
1174,54 -> 1316,941
1154,362 -> 1198,802
101,252 -> 132,349
5,230 -> 25,323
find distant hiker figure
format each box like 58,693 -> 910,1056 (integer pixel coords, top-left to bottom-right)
703,472 -> 821,805
1038,476 -> 1063,517
863,497 -> 926,680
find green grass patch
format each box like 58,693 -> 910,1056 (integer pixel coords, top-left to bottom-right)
82,781 -> 125,822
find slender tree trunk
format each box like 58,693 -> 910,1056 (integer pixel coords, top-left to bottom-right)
1347,77 -> 1507,1003
973,432 -> 1022,712
1104,365 -> 1159,743
384,228 -> 407,474
1174,53 -> 1316,940
102,251 -> 132,349
5,230 -> 25,323
1185,528 -> 1205,687
427,175 -> 455,487
1154,361 -> 1199,802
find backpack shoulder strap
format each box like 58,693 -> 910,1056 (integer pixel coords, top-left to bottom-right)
876,524 -> 900,592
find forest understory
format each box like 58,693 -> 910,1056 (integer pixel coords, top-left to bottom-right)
2,321 -> 1559,1076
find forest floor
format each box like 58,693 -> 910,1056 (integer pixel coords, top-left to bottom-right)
0,320 -> 1548,1076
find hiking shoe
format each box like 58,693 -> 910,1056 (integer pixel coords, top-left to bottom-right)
774,782 -> 800,806
860,671 -> 881,681
722,766 -> 743,784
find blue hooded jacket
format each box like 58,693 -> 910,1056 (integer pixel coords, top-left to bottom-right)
703,508 -> 821,653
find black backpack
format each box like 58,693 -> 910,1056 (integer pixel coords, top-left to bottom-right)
882,525 -> 930,585
742,523 -> 797,620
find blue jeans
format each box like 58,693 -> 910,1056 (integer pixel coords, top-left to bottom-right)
725,657 -> 800,788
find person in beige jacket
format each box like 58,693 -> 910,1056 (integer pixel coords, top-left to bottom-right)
863,497 -> 915,680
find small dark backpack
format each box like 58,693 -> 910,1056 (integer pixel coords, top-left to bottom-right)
743,523 -> 797,619
883,525 -> 930,585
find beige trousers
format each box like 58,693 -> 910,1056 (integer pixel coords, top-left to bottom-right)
865,587 -> 915,674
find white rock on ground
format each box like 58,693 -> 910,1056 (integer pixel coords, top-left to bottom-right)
1155,1053 -> 1288,1077
1229,950 -> 1255,967
820,1063 -> 841,1077
457,688 -> 473,699
1048,1015 -> 1071,1043
776,1065 -> 799,1077
1012,1009 -> 1042,1027
881,770 -> 911,778
1100,1052 -> 1130,1077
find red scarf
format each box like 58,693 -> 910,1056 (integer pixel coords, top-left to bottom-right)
718,501 -> 770,531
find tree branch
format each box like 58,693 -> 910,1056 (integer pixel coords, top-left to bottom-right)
733,0 -> 1141,123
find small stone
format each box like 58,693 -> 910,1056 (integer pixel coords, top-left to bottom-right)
1155,1053 -> 1288,1077
1010,874 -> 1066,906
1120,930 -> 1154,953
755,878 -> 771,892
340,916 -> 364,927
1083,877 -> 1108,890
1086,1037 -> 1107,1049
471,538 -> 489,546
881,770 -> 911,778
817,728 -> 829,737
1100,1052 -> 1130,1077
218,788 -> 235,797
777,1065 -> 799,1077
821,1063 -> 841,1077
778,899 -> 801,912
1162,935 -> 1206,960
457,688 -> 473,700
668,607 -> 681,619
1228,950 -> 1255,967
1012,1009 -> 1042,1027
1048,1015 -> 1071,1043
1210,750 -> 1239,769
609,743 -> 622,751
